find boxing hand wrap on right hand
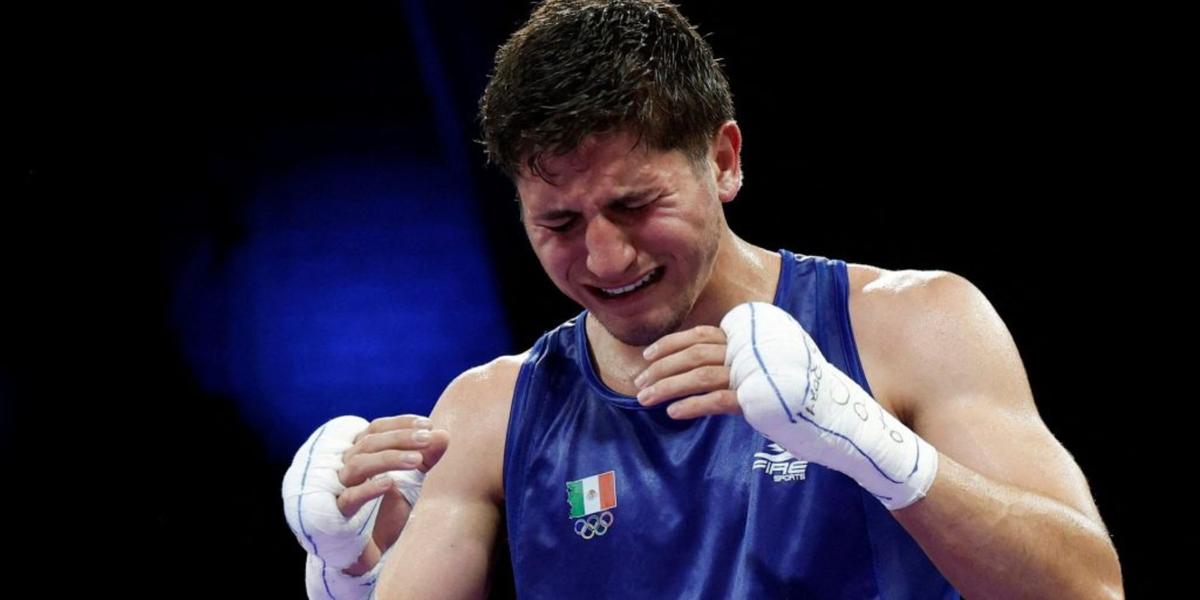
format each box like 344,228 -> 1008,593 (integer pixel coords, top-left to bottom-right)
283,415 -> 425,600
283,416 -> 381,571
305,542 -> 396,600
722,302 -> 938,511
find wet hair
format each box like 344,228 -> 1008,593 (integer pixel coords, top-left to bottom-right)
479,0 -> 735,181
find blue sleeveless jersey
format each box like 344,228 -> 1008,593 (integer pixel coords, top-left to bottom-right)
503,250 -> 959,599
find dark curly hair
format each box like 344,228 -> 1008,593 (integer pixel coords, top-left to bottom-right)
479,0 -> 735,181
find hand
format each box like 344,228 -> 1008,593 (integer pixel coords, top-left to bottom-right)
634,302 -> 938,510
337,415 -> 449,571
721,302 -> 938,510
633,324 -> 741,419
282,414 -> 448,580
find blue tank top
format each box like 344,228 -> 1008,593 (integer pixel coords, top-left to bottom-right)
503,250 -> 959,599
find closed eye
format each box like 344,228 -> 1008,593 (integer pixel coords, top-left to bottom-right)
542,216 -> 578,233
617,195 -> 660,213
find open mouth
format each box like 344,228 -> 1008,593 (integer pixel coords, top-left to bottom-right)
589,267 -> 665,299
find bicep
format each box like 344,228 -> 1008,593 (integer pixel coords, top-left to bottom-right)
375,359 -> 517,600
375,493 -> 500,600
913,390 -> 1104,528
894,272 -> 1105,527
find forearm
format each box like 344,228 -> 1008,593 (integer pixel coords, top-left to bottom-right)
891,452 -> 1123,600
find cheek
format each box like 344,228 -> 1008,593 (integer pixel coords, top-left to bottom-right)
643,211 -> 711,255
530,237 -> 580,285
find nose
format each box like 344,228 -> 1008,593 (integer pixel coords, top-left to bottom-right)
585,215 -> 636,281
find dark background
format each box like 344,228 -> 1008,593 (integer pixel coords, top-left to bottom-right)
11,1 -> 1156,596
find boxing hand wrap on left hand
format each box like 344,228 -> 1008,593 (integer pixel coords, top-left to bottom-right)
722,302 -> 938,510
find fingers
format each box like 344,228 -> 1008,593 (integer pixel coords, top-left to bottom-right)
336,436 -> 446,517
335,408 -> 448,522
335,428 -> 447,519
634,324 -> 735,418
342,414 -> 438,485
353,414 -> 432,444
664,389 -> 741,420
637,365 -> 730,408
337,474 -> 397,518
634,342 -> 726,391
417,429 -> 450,473
345,428 -> 449,472
352,428 -> 435,457
636,326 -> 728,408
340,449 -> 425,487
641,325 -> 725,362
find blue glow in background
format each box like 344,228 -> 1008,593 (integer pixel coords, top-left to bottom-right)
168,158 -> 508,460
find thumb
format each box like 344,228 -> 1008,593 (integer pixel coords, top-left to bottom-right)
417,429 -> 450,473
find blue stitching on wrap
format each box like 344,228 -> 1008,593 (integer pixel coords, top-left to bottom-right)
297,423 -> 338,597
750,303 -> 912,486
358,493 -> 381,536
298,423 -> 327,554
749,303 -> 798,424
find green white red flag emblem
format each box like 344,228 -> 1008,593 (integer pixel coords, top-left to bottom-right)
566,471 -> 617,519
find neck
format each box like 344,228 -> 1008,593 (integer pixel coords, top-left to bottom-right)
680,232 -> 781,331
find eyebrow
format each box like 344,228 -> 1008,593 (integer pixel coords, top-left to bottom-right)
529,189 -> 661,221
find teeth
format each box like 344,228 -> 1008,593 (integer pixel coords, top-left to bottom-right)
601,271 -> 655,296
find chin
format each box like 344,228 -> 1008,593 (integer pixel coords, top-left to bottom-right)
594,309 -> 687,347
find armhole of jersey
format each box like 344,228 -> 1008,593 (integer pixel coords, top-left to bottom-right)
772,248 -> 794,306
832,258 -> 890,598
502,333 -> 550,574
834,259 -> 878,399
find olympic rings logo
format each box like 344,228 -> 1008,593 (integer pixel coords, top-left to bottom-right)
573,511 -> 614,539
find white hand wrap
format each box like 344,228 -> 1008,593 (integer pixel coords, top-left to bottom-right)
390,467 -> 424,508
722,302 -> 938,510
283,415 -> 426,599
305,543 -> 396,600
282,416 -> 426,573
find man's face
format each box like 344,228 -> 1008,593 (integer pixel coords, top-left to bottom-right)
516,130 -> 726,347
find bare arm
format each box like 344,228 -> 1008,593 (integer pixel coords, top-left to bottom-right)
870,271 -> 1123,599
373,355 -> 521,600
615,263 -> 1124,597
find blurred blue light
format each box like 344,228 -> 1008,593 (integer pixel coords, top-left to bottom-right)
169,156 -> 511,460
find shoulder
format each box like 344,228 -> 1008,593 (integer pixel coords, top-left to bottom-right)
845,263 -> 1005,421
845,262 -> 954,301
426,352 -> 528,501
441,353 -> 527,400
430,352 -> 526,433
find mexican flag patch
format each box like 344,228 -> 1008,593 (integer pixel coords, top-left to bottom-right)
566,471 -> 617,519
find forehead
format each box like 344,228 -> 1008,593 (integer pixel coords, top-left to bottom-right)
515,131 -> 694,209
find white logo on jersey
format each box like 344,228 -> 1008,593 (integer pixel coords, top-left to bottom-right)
752,442 -> 808,483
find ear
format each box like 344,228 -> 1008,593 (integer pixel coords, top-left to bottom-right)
710,121 -> 743,203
